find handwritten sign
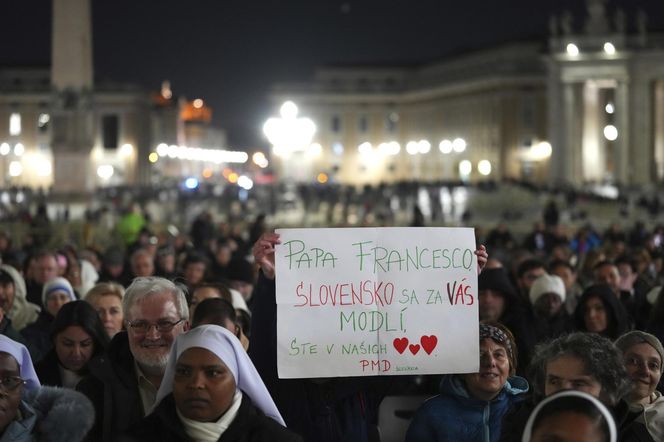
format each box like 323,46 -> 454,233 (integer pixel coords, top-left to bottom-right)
275,227 -> 479,378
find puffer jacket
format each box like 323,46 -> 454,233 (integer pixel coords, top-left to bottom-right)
405,374 -> 529,442
0,386 -> 94,442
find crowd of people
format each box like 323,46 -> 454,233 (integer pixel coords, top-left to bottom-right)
0,200 -> 660,441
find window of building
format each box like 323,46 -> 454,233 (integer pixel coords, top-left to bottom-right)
102,115 -> 119,149
358,114 -> 368,133
331,115 -> 341,133
9,113 -> 21,136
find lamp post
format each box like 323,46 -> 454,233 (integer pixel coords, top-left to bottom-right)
263,101 -> 316,182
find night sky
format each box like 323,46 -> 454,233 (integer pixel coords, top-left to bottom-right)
2,0 -> 663,148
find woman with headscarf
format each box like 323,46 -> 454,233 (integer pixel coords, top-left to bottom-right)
574,284 -> 631,340
0,265 -> 39,332
614,331 -> 664,441
21,277 -> 77,363
0,334 -> 94,441
521,390 -> 617,442
35,301 -> 109,389
406,322 -> 529,442
125,325 -> 302,441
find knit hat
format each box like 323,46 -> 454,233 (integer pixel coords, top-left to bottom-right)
529,274 -> 566,305
615,331 -> 664,374
41,277 -> 76,306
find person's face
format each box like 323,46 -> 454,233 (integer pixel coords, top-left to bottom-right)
92,295 -> 124,338
478,290 -> 506,321
551,265 -> 576,291
45,291 -> 72,317
584,296 -> 608,334
531,411 -> 605,442
215,247 -> 231,266
107,264 -> 123,278
54,325 -> 94,372
623,342 -> 662,404
534,293 -> 563,319
157,254 -> 175,273
617,263 -> 634,291
545,355 -> 602,398
229,281 -> 253,301
189,287 -> 222,321
36,255 -> 58,284
594,265 -> 620,294
131,254 -> 154,277
519,267 -> 546,292
173,347 -> 236,422
0,353 -> 23,432
184,263 -> 206,286
0,282 -> 15,314
127,292 -> 187,372
463,338 -> 510,401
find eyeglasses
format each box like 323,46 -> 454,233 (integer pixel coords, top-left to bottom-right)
0,376 -> 25,392
126,319 -> 185,334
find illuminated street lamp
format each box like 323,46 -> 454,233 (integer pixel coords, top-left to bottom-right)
263,101 -> 316,158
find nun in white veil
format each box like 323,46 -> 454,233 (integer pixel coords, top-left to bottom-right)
125,325 -> 301,442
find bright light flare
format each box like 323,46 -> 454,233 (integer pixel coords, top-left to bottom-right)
97,164 -> 114,180
566,43 -> 579,56
604,125 -> 618,141
452,138 -> 466,153
478,160 -> 492,176
459,160 -> 472,176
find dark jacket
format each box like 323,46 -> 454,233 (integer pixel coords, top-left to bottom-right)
77,332 -> 144,442
35,349 -> 64,387
249,272 -> 386,442
1,386 -> 95,442
21,310 -> 55,363
405,375 -> 529,442
123,393 -> 302,442
0,315 -> 27,345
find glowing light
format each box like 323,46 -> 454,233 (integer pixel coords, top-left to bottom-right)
418,140 -> 431,154
452,138 -> 466,153
97,165 -> 114,180
566,43 -> 579,56
317,173 -> 329,184
263,101 -> 317,157
156,143 -> 168,156
252,152 -> 269,168
228,172 -> 239,183
605,103 -> 614,114
148,152 -> 159,163
0,143 -> 10,156
193,99 -> 204,109
459,160 -> 472,177
332,142 -> 344,155
202,168 -> 213,178
604,125 -> 618,141
532,141 -> 553,160
161,81 -> 172,99
36,160 -> 52,177
406,141 -> 419,155
222,168 -> 233,178
184,177 -> 199,189
478,160 -> 492,176
308,143 -> 322,156
237,175 -> 253,190
9,113 -> 20,136
120,143 -> 134,157
358,142 -> 373,155
439,139 -> 453,154
378,142 -> 400,156
8,161 -> 22,177
13,143 -> 24,156
603,42 -> 616,55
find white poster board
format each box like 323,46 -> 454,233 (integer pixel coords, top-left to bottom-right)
275,227 -> 479,378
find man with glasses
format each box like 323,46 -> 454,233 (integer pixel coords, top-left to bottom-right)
78,276 -> 189,442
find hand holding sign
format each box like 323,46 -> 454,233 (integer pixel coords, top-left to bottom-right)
253,232 -> 281,280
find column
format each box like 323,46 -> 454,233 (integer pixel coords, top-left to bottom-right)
614,81 -> 630,184
582,81 -> 603,181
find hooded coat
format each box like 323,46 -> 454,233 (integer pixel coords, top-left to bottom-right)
574,284 -> 631,340
0,386 -> 95,442
1,264 -> 40,331
405,375 -> 529,442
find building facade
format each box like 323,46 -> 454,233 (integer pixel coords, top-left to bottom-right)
268,0 -> 664,187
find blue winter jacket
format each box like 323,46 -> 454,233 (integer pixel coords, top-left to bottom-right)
405,374 -> 529,442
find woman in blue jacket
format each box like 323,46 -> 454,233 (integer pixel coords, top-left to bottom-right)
406,322 -> 529,442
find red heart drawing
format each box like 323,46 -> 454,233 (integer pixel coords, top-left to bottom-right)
409,344 -> 421,355
393,337 -> 409,354
421,335 -> 438,355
